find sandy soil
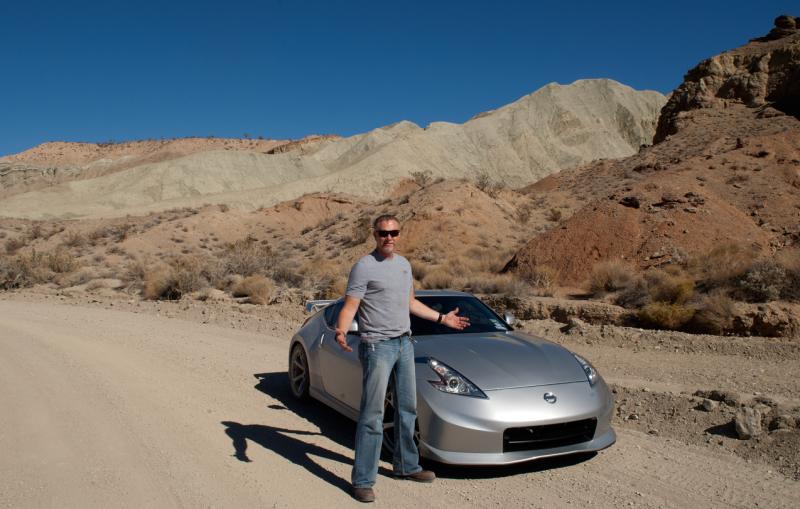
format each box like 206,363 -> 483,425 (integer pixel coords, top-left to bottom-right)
1,295 -> 798,508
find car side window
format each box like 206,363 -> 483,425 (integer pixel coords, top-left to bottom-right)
323,301 -> 344,329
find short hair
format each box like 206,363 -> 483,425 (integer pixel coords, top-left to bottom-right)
373,214 -> 399,229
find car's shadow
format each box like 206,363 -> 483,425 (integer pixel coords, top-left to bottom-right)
246,371 -> 597,481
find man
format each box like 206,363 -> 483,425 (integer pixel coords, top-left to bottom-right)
335,214 -> 469,503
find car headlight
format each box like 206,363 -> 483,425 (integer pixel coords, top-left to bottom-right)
573,353 -> 598,386
427,358 -> 487,398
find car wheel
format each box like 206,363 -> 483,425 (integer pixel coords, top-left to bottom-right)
289,343 -> 310,400
382,382 -> 420,457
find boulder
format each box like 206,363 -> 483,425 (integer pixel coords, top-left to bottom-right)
734,407 -> 763,439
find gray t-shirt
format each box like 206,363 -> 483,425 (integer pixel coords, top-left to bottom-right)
345,251 -> 412,342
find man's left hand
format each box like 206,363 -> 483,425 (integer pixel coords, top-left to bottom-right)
442,307 -> 469,330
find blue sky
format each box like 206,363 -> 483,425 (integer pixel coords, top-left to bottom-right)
0,1 -> 795,156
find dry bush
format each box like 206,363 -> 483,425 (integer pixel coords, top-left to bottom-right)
474,171 -> 504,198
346,214 -> 372,247
410,170 -> 432,188
688,243 -> 756,290
646,266 -> 694,304
516,202 -> 533,223
301,259 -> 347,299
26,223 -> 45,240
737,259 -> 785,302
140,256 -> 217,300
410,260 -> 431,281
0,251 -> 50,289
170,256 -> 214,295
218,238 -> 276,276
614,277 -> 649,308
637,302 -> 695,331
5,237 -> 26,254
545,208 -> 562,222
142,266 -> 179,300
232,275 -> 274,305
422,267 -> 458,289
46,247 -> 78,273
588,260 -> 637,295
518,265 -> 558,295
463,273 -> 531,296
273,262 -> 305,287
63,230 -> 86,248
687,291 -> 736,334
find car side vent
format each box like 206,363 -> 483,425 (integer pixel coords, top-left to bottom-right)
503,418 -> 597,452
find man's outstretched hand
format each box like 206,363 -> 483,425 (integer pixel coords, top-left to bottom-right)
335,329 -> 353,352
442,307 -> 470,330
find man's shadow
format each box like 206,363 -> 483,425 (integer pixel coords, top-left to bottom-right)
220,372 -> 391,494
221,421 -> 353,493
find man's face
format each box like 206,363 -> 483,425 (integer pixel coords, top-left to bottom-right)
373,219 -> 400,257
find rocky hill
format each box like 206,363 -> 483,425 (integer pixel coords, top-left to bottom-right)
0,137 -> 289,199
0,79 -> 665,219
507,16 -> 800,285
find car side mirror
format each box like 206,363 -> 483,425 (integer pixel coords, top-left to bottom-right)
503,311 -> 516,326
349,320 -> 359,333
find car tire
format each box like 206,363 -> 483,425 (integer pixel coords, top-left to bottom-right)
288,343 -> 310,400
381,380 -> 420,457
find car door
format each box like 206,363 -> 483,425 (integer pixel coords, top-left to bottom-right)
319,302 -> 363,411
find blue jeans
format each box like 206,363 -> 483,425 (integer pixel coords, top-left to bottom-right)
352,335 -> 421,488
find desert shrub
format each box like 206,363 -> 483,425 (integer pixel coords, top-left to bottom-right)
410,170 -> 432,188
737,259 -> 785,302
422,267 -> 458,289
122,258 -> 148,284
516,202 -> 533,223
545,208 -> 562,222
5,237 -> 26,254
637,302 -> 695,330
687,291 -> 736,334
219,238 -> 276,276
646,267 -> 694,304
0,251 -> 50,289
474,171 -> 504,198
614,276 -> 649,308
27,223 -> 45,240
272,264 -> 305,287
464,273 -> 531,296
410,260 -> 431,281
688,243 -> 756,290
46,247 -> 78,273
142,266 -> 180,300
518,265 -> 557,296
232,275 -> 274,305
588,260 -> 637,295
63,230 -> 85,248
346,214 -> 372,247
170,256 -> 213,295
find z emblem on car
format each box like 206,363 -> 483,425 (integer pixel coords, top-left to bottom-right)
543,392 -> 557,404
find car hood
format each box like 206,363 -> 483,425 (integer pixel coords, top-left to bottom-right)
414,331 -> 588,390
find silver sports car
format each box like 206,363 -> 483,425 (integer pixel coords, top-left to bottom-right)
288,290 -> 615,465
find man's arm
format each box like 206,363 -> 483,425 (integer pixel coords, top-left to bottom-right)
409,288 -> 470,330
334,295 -> 361,352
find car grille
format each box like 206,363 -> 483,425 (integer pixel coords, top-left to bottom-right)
503,418 -> 597,452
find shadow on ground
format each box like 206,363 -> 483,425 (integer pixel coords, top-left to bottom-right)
245,371 -> 598,481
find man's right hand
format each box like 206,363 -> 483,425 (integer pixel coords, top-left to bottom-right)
335,329 -> 353,352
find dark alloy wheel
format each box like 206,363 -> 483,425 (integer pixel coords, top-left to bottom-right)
381,382 -> 420,456
289,343 -> 310,400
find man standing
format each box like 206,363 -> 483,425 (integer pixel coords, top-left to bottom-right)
335,214 -> 469,503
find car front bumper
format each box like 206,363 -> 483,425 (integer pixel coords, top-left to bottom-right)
415,378 -> 616,465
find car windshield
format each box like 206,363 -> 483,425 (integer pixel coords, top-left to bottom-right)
411,295 -> 511,336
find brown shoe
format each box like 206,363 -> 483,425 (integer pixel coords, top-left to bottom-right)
395,469 -> 436,483
353,487 -> 375,503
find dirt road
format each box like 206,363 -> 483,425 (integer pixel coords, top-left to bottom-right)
1,299 -> 798,508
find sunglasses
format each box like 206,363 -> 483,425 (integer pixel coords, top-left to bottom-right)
377,230 -> 400,238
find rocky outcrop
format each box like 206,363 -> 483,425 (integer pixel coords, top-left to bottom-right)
654,15 -> 800,143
